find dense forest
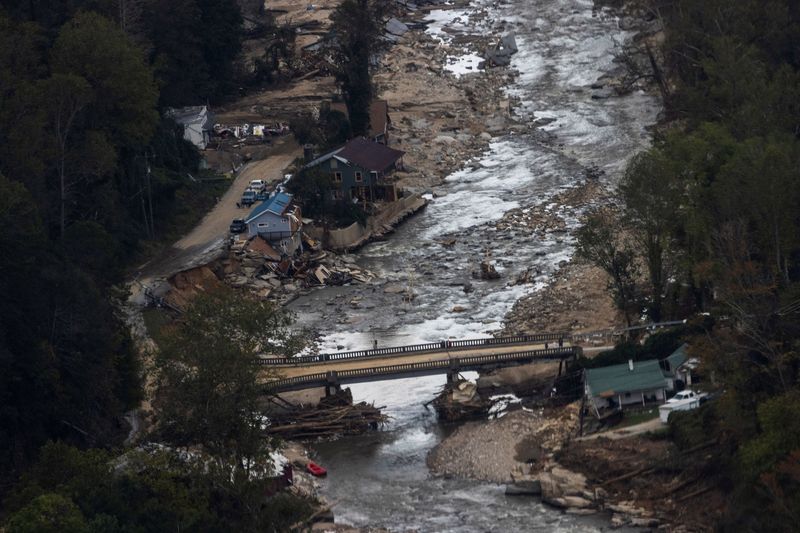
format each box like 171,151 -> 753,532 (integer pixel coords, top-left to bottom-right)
0,1 -> 313,530
577,0 -> 800,529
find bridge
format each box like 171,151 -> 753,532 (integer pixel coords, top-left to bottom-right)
260,334 -> 580,394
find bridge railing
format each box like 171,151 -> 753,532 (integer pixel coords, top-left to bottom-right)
264,346 -> 580,391
257,332 -> 569,366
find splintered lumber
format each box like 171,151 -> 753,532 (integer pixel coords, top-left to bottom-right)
266,402 -> 387,440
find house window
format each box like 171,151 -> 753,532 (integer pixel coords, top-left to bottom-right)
333,172 -> 342,183
355,171 -> 363,183
370,171 -> 379,182
257,223 -> 269,228
332,189 -> 343,200
330,159 -> 338,169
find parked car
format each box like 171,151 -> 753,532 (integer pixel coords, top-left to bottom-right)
249,179 -> 266,192
240,189 -> 256,207
229,218 -> 246,233
659,389 -> 708,423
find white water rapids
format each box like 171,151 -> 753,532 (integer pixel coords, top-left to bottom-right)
288,0 -> 658,530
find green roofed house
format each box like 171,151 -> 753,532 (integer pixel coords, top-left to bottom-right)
660,343 -> 698,391
584,359 -> 669,415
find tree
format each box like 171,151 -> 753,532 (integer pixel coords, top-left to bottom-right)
154,290 -> 304,464
330,0 -> 384,136
6,493 -> 87,533
619,148 -> 683,321
575,210 -> 640,327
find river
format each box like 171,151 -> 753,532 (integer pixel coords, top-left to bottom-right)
287,0 -> 658,530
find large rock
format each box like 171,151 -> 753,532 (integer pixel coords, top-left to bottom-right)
386,17 -> 409,36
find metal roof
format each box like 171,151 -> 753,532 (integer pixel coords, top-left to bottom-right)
663,343 -> 688,375
245,192 -> 293,223
585,359 -> 668,397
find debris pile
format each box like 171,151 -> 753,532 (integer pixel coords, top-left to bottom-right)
472,256 -> 500,280
482,33 -> 518,68
226,235 -> 376,302
209,122 -> 290,150
266,390 -> 387,440
429,380 -> 489,421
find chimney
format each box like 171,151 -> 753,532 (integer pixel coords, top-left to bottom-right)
628,359 -> 634,372
303,144 -> 315,162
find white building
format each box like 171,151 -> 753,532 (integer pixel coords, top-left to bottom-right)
165,106 -> 214,150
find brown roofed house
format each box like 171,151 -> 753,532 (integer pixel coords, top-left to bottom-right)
303,137 -> 404,203
329,100 -> 391,145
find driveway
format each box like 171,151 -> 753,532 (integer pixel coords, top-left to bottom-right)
130,139 -> 301,304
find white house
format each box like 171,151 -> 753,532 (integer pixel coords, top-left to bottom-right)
165,106 -> 214,150
244,192 -> 302,256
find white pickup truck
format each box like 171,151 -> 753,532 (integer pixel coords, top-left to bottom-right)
659,390 -> 708,423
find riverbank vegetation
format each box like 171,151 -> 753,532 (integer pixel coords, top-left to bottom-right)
577,1 -> 800,528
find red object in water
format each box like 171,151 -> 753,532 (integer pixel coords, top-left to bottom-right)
306,461 -> 327,477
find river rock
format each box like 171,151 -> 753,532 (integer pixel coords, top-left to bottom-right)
505,479 -> 542,496
383,282 -> 406,294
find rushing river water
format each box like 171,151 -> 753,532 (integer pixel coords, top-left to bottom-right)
288,0 -> 658,530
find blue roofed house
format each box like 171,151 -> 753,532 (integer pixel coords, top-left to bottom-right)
584,359 -> 669,415
244,192 -> 303,256
303,137 -> 405,203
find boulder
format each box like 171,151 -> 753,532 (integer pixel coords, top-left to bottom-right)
385,17 -> 409,36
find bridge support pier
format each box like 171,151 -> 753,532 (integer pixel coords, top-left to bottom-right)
446,359 -> 461,385
324,372 -> 341,397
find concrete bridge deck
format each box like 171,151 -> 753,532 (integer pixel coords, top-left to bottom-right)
261,334 -> 578,392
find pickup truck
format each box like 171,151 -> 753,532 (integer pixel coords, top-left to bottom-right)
240,189 -> 256,207
659,390 -> 708,423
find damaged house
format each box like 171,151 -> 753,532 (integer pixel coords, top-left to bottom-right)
244,192 -> 303,256
165,105 -> 214,150
304,137 -> 405,203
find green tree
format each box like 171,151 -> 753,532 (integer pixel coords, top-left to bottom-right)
619,148 -> 683,321
330,0 -> 384,137
575,210 -> 640,327
6,493 -> 87,533
154,290 -> 304,463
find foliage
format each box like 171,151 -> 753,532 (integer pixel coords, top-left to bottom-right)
575,210 -> 639,326
578,1 -> 800,528
142,0 -> 243,106
154,289 -> 304,462
3,441 -> 314,533
329,0 -> 384,136
0,174 -> 141,484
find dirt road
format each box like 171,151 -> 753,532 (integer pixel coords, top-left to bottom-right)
132,139 -> 301,300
